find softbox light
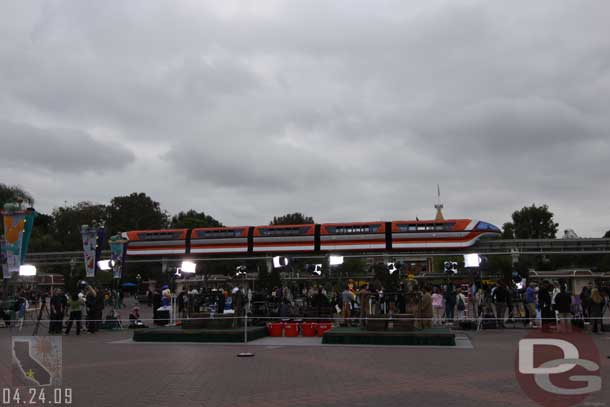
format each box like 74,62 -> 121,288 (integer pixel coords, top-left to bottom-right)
273,256 -> 289,268
19,264 -> 37,276
464,253 -> 481,268
97,260 -> 113,271
329,255 -> 344,266
181,261 -> 197,273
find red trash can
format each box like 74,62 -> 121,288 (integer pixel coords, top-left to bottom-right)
316,322 -> 332,336
267,322 -> 284,337
284,323 -> 299,337
301,322 -> 317,337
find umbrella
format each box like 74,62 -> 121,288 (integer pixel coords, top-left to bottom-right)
121,282 -> 137,287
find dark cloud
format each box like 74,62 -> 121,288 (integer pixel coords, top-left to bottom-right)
1,0 -> 610,236
0,120 -> 135,173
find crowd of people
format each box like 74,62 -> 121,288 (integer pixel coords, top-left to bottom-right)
0,284 -> 138,334
166,278 -> 609,333
3,278 -> 608,334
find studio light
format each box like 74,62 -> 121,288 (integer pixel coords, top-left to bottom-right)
181,261 -> 197,273
329,255 -> 344,266
463,253 -> 481,268
235,265 -> 247,276
97,260 -> 115,271
272,256 -> 289,268
313,264 -> 322,276
387,262 -> 398,274
19,264 -> 37,276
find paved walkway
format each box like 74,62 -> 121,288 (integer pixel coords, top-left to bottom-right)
1,302 -> 609,407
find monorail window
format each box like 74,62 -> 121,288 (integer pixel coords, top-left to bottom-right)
195,229 -> 243,238
327,225 -> 381,234
260,226 -> 311,236
137,231 -> 183,240
397,223 -> 455,232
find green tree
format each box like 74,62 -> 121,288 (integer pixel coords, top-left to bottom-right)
0,183 -> 34,208
510,204 -> 559,239
335,258 -> 367,277
270,212 -> 314,225
52,202 -> 108,250
28,213 -> 63,252
501,222 -> 515,239
604,230 -> 610,238
0,184 -> 35,235
372,262 -> 400,291
107,193 -> 168,233
170,210 -> 223,228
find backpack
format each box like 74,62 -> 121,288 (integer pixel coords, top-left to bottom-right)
457,296 -> 465,311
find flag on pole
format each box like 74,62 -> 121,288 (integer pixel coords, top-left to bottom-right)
2,208 -> 27,273
109,235 -> 127,279
81,224 -> 99,278
21,209 -> 37,263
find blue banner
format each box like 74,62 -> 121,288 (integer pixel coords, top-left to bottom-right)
21,209 -> 37,263
109,235 -> 127,279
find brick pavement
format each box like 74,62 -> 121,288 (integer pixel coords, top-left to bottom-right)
1,325 -> 609,407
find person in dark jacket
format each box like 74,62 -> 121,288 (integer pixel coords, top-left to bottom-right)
493,282 -> 509,328
85,285 -> 97,333
539,281 -> 554,332
590,288 -> 605,334
49,289 -> 66,334
554,285 -> 572,332
444,284 -> 456,322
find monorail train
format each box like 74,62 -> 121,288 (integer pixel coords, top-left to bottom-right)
123,218 -> 501,256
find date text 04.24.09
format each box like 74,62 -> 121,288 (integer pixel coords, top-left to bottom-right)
2,388 -> 72,405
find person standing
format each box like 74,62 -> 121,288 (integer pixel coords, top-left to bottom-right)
539,281 -> 554,332
341,285 -> 355,326
359,285 -> 371,327
590,288 -> 605,334
493,282 -> 509,328
444,284 -> 456,323
580,286 -> 592,322
431,287 -> 444,325
455,288 -> 467,320
525,282 -> 538,328
554,285 -> 572,333
49,289 -> 66,334
420,286 -> 433,329
65,291 -> 83,335
85,285 -> 97,333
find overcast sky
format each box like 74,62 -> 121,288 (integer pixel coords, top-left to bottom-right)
1,1 -> 609,236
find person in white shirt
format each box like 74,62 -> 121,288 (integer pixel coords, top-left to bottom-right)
456,289 -> 467,320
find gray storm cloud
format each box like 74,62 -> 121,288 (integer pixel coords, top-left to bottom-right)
0,120 -> 135,173
1,0 -> 609,236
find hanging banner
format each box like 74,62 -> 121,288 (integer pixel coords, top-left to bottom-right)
21,209 -> 37,263
1,238 -> 8,279
81,224 -> 99,278
96,226 -> 105,265
2,210 -> 26,273
109,235 -> 127,279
